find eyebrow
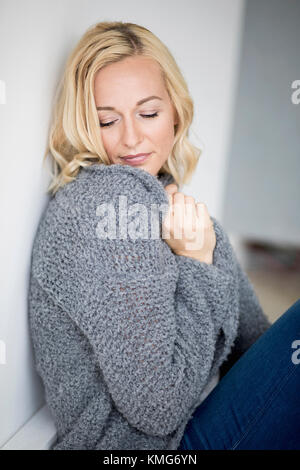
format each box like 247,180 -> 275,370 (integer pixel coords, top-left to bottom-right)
96,95 -> 162,111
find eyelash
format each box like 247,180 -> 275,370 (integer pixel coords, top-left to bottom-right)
99,112 -> 159,128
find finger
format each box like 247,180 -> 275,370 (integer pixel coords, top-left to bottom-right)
165,184 -> 178,195
185,200 -> 197,233
184,196 -> 197,230
196,202 -> 205,219
173,195 -> 184,239
184,196 -> 196,206
166,194 -> 174,221
197,203 -> 213,228
162,194 -> 174,238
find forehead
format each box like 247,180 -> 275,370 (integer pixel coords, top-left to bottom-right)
94,56 -> 166,99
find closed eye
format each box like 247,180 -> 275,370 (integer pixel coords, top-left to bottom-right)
99,112 -> 159,128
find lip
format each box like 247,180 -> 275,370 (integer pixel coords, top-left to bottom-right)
121,152 -> 152,165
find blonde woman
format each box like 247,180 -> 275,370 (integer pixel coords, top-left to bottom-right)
28,21 -> 300,450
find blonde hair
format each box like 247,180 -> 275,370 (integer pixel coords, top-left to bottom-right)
44,21 -> 202,195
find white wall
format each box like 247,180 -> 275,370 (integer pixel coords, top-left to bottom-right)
0,0 -> 245,448
222,0 -> 300,246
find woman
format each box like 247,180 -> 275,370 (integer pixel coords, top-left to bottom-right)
28,21 -> 300,450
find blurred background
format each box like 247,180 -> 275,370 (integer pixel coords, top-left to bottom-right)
221,0 -> 300,324
0,0 -> 299,449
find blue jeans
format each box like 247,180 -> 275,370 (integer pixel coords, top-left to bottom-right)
177,298 -> 300,450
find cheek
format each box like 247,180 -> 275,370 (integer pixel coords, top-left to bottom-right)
100,132 -> 115,155
155,120 -> 175,148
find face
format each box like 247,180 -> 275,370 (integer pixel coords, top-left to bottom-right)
93,55 -> 178,177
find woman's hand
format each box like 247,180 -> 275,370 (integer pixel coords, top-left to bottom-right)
162,184 -> 216,264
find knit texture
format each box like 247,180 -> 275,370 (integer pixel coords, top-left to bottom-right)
28,163 -> 271,450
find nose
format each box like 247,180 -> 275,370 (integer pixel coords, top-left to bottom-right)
121,116 -> 143,150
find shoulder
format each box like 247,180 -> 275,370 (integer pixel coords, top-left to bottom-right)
34,163 -> 172,255
55,164 -> 170,212
32,164 -> 171,250
31,165 -> 175,292
50,164 -> 171,245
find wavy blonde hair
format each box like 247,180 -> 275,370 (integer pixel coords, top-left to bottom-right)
44,21 -> 202,195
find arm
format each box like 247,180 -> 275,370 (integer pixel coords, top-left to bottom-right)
32,165 -> 239,438
219,255 -> 272,377
174,215 -> 272,375
211,217 -> 272,352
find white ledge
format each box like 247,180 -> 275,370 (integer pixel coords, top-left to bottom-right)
1,404 -> 57,450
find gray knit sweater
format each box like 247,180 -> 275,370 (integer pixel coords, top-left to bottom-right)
28,163 -> 271,450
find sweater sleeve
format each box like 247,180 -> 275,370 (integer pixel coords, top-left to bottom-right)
32,165 -> 233,438
219,251 -> 272,375
174,215 -> 272,374
211,217 -> 272,353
